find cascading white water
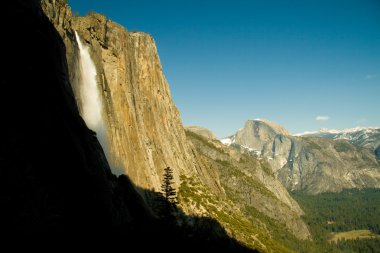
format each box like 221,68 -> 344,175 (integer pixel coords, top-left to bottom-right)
74,31 -> 108,153
75,32 -> 103,129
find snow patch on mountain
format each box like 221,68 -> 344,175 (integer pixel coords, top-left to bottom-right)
221,136 -> 235,146
295,127 -> 380,137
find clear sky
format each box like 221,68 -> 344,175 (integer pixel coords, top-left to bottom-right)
68,0 -> 380,138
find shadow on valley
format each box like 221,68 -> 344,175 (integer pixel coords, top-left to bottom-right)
0,1 -> 256,251
111,175 -> 257,252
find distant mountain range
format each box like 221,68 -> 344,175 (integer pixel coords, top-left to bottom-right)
295,127 -> 380,159
221,119 -> 380,194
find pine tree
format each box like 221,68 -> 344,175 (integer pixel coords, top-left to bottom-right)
160,167 -> 177,218
161,167 -> 177,205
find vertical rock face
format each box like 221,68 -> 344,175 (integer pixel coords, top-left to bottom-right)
42,0 -> 200,192
0,0 -> 153,237
234,119 -> 291,152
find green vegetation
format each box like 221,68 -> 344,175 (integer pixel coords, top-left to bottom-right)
185,130 -> 220,151
161,167 -> 177,205
292,189 -> 380,235
184,130 -> 306,252
178,175 -> 296,253
307,141 -> 322,151
185,130 -> 231,157
216,159 -> 277,200
334,238 -> 380,252
334,141 -> 353,152
292,189 -> 380,253
178,175 -> 213,207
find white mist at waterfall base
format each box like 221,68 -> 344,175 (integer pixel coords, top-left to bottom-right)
75,31 -> 117,172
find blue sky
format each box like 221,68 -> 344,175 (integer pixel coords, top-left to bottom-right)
69,0 -> 380,138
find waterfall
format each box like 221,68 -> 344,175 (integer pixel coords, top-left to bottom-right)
74,31 -> 108,156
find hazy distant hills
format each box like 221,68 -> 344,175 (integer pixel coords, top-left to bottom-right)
221,119 -> 380,194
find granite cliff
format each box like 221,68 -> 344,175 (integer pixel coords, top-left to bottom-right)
42,0 -> 201,193
38,1 -> 313,251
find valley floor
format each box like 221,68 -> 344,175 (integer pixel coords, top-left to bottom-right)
291,189 -> 380,253
328,230 -> 380,243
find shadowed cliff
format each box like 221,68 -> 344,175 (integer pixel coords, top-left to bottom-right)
0,0 -> 133,238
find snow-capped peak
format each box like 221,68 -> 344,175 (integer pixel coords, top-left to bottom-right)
294,130 -> 319,137
295,126 -> 379,136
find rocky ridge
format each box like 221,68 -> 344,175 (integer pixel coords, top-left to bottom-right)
185,126 -> 218,140
223,120 -> 380,194
185,129 -> 311,242
296,127 -> 380,160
